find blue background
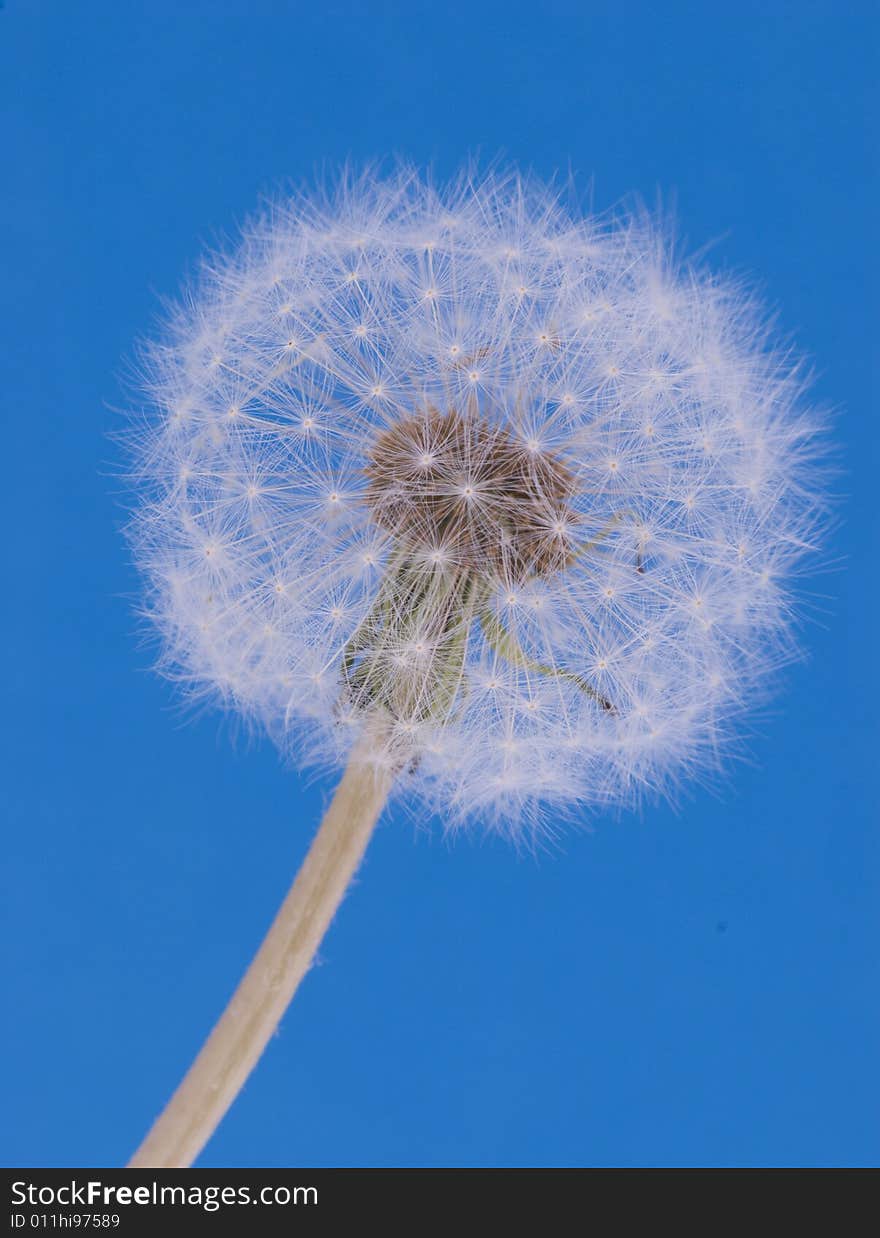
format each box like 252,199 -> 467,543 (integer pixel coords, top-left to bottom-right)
2,1 -> 877,1168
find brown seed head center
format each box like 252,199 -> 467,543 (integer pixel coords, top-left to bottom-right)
365,406 -> 579,583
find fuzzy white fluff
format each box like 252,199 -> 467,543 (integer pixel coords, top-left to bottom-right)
128,167 -> 825,831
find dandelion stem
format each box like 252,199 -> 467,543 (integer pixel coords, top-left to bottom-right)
127,730 -> 394,1168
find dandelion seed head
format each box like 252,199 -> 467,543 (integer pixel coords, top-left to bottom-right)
127,166 -> 827,833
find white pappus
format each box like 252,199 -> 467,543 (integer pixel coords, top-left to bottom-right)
127,166 -> 826,833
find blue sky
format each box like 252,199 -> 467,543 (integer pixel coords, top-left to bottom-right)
1,1 -> 877,1168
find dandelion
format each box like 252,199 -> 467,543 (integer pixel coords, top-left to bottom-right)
125,166 -> 825,1165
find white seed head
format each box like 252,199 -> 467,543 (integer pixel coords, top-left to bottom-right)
127,167 -> 827,833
